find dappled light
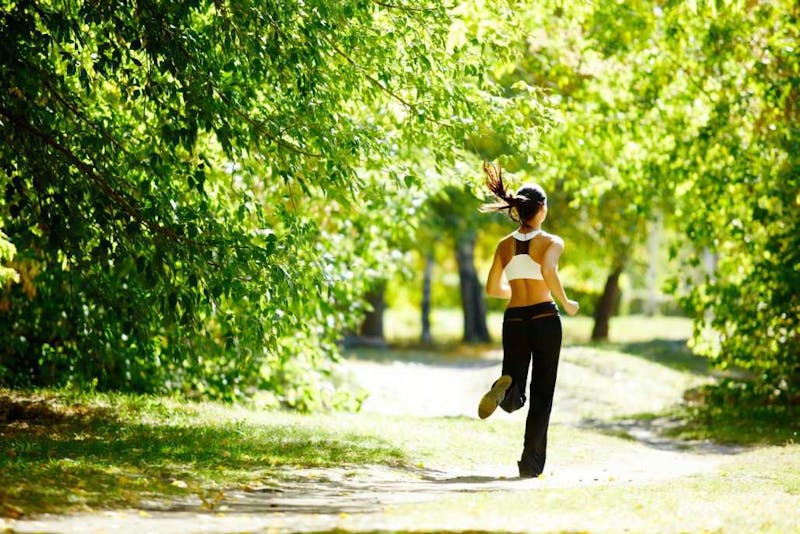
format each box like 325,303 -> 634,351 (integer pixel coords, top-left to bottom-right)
1,0 -> 799,532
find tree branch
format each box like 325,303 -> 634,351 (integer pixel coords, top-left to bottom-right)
372,1 -> 446,13
1,107 -> 192,246
323,37 -> 452,128
226,104 -> 325,158
138,2 -> 324,159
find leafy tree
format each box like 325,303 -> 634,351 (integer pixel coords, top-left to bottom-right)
512,0 -> 798,401
503,1 -> 662,340
0,0 -> 539,404
425,178 -> 490,343
654,1 -> 800,403
0,227 -> 17,286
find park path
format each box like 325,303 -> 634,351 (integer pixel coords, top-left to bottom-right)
3,347 -> 744,534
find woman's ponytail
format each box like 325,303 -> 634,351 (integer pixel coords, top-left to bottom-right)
480,161 -> 518,213
480,161 -> 546,226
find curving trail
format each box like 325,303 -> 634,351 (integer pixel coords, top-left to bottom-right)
3,346 -> 756,534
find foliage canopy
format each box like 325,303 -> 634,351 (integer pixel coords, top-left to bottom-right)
0,0 -> 538,405
513,0 -> 799,401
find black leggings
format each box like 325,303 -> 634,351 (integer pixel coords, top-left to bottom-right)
499,301 -> 562,474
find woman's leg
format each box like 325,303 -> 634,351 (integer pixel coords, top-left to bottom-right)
499,318 -> 532,413
519,315 -> 562,475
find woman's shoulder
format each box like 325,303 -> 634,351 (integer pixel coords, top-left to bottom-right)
536,231 -> 565,248
497,232 -> 517,245
493,234 -> 516,259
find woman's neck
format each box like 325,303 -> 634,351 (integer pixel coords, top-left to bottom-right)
519,223 -> 541,233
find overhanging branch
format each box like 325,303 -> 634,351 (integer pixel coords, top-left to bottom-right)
1,107 -> 191,246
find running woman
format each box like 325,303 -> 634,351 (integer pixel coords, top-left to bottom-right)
478,162 -> 579,478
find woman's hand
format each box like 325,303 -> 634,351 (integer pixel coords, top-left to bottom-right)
562,299 -> 580,316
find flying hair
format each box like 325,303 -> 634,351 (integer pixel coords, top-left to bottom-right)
480,161 -> 517,213
480,161 -> 546,226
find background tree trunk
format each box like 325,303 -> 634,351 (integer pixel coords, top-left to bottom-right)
591,264 -> 624,341
645,212 -> 662,316
421,254 -> 434,345
356,282 -> 387,348
456,233 -> 490,343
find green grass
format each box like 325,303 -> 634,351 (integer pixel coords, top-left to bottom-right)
361,446 -> 800,534
656,403 -> 800,446
0,387 -> 703,518
0,391 -> 407,517
0,385 -> 709,518
0,389 -> 574,516
3,385 -> 798,522
2,316 -> 798,528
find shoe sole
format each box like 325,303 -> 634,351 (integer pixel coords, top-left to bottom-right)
478,375 -> 512,419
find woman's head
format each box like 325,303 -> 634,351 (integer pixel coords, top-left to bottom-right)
481,162 -> 547,227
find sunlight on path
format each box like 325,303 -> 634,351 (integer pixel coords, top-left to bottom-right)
3,450 -> 725,534
344,346 -> 705,423
344,355 -> 499,418
4,344 -> 759,534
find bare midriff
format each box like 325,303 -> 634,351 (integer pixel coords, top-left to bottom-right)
507,279 -> 552,308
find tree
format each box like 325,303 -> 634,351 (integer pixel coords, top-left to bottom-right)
510,0 -> 798,401
503,1 -> 662,340
0,0 -> 539,404
420,253 -> 435,344
653,0 -> 800,403
352,281 -> 388,348
425,179 -> 491,343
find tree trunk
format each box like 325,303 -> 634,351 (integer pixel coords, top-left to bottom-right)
420,254 -> 434,345
357,282 -> 387,348
591,264 -> 624,341
645,212 -> 661,316
455,233 -> 490,343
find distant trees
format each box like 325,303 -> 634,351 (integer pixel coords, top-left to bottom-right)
425,183 -> 491,343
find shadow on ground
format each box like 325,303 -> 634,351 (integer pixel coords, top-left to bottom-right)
577,415 -> 748,455
604,338 -> 710,374
0,393 -> 408,516
158,466 -> 532,515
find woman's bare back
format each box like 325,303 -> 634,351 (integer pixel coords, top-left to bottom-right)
497,233 -> 555,308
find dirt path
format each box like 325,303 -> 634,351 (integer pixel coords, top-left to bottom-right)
3,347 -> 745,533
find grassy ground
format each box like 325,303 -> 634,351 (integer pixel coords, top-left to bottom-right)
0,392 -> 408,517
1,314 -> 798,532
4,388 -> 797,526
0,390 -> 637,517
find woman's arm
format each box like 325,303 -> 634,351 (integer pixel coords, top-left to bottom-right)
541,237 -> 580,315
486,248 -> 511,299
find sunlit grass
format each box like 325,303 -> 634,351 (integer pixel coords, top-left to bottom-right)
2,324 -> 796,524
0,389 -> 619,517
2,386 -> 705,518
353,445 -> 800,534
656,403 -> 800,446
0,382 -> 713,517
0,391 -> 407,516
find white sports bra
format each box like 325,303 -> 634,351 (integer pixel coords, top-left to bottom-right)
504,230 -> 544,281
